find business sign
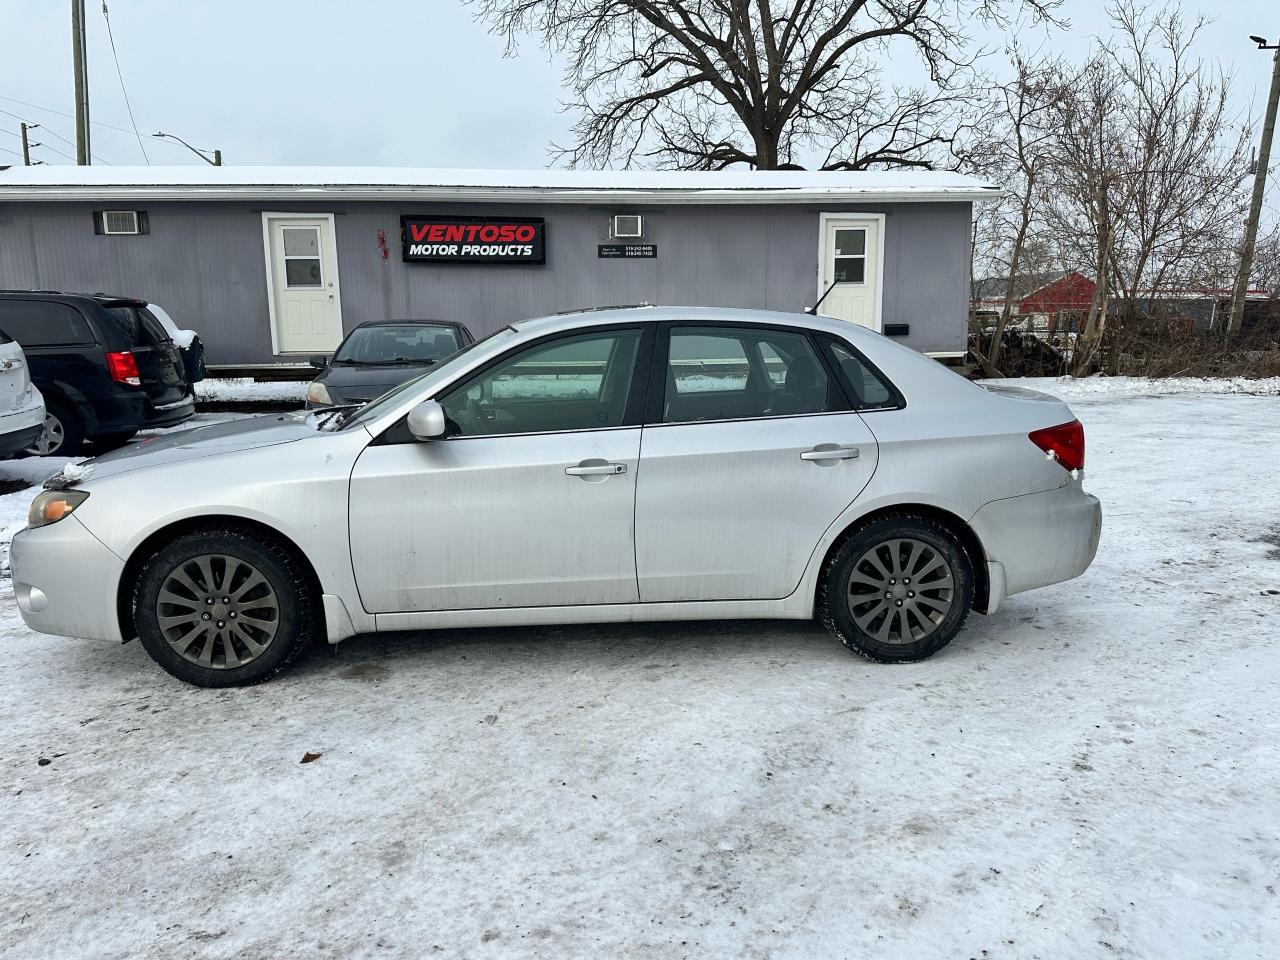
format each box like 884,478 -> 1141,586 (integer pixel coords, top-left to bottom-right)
401,215 -> 546,264
598,243 -> 657,259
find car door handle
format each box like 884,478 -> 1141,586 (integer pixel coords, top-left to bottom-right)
566,460 -> 627,478
800,444 -> 860,463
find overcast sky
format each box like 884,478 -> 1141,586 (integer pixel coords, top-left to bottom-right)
0,0 -> 1272,170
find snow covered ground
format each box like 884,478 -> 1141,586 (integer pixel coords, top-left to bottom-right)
1,388 -> 1278,959
196,377 -> 308,404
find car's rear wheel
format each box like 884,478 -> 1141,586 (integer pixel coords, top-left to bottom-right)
26,401 -> 83,457
819,514 -> 974,663
133,527 -> 316,687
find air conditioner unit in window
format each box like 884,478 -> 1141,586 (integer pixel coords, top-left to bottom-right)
102,210 -> 141,235
611,214 -> 643,238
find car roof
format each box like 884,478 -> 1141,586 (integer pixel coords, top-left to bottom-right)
511,304 -> 871,341
0,289 -> 146,309
353,318 -> 458,327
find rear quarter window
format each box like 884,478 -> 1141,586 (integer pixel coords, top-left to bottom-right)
0,300 -> 96,346
104,306 -> 143,343
135,308 -> 173,345
820,336 -> 902,410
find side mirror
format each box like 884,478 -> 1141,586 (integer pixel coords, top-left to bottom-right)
308,355 -> 329,369
406,400 -> 447,440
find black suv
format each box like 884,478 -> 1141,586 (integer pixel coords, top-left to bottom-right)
0,292 -> 194,456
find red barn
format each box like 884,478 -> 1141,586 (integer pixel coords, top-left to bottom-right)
973,270 -> 1095,336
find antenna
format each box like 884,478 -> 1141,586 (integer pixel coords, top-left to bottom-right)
805,278 -> 841,315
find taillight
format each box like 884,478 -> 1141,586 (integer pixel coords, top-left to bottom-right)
105,351 -> 142,386
1029,419 -> 1085,472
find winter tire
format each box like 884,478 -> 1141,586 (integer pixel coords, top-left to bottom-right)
819,514 -> 974,663
134,527 -> 316,687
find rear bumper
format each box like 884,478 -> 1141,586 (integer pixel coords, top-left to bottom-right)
11,516 -> 126,643
141,394 -> 195,429
969,481 -> 1102,605
0,392 -> 46,454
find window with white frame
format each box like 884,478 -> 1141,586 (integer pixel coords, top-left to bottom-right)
94,210 -> 148,236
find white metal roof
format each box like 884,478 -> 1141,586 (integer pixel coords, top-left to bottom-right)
0,165 -> 999,204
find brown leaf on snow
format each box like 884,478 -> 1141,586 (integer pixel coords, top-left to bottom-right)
299,752 -> 322,764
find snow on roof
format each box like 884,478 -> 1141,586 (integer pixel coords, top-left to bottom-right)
0,165 -> 999,204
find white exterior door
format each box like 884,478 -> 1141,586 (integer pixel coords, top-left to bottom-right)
818,214 -> 883,331
263,214 -> 343,355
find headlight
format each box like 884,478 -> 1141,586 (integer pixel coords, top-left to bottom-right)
306,380 -> 332,406
28,490 -> 90,528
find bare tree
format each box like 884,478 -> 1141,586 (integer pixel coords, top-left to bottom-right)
1251,223 -> 1280,331
1101,2 -> 1252,324
469,0 -> 1063,170
1043,0 -> 1251,376
964,51 -> 1063,376
1045,50 -> 1123,377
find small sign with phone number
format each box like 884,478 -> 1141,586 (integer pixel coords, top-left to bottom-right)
598,243 -> 657,259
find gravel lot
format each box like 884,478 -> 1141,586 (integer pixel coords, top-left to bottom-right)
1,386 -> 1278,960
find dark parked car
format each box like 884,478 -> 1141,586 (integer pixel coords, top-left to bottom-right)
144,302 -> 206,387
0,292 -> 194,456
305,319 -> 474,409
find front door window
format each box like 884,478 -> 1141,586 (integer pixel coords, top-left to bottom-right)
439,329 -> 642,436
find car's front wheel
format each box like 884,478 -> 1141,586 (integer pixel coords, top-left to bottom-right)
819,514 -> 974,663
133,527 -> 317,686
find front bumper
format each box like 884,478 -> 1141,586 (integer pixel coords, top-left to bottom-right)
969,481 -> 1102,602
11,515 -> 126,643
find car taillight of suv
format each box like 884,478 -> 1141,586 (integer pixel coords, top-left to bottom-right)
105,351 -> 142,387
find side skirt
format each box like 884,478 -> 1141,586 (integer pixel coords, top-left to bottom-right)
373,596 -> 813,633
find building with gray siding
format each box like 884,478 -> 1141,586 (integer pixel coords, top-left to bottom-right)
0,167 -> 996,365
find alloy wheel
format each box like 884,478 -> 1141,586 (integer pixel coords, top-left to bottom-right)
846,537 -> 955,645
154,554 -> 281,669
27,413 -> 65,457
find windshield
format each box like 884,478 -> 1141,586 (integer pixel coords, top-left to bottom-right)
333,323 -> 460,365
336,326 -> 517,432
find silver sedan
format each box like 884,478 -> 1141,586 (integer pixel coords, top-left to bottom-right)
12,306 -> 1101,686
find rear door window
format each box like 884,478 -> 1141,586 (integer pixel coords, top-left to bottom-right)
662,326 -> 838,424
0,300 -> 95,346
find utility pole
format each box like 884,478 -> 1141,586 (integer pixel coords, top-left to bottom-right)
71,0 -> 91,165
1229,36 -> 1280,336
20,122 -> 35,165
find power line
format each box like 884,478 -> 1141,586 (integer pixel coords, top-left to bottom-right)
0,94 -> 137,137
28,139 -> 78,163
0,106 -> 113,164
0,119 -> 79,163
100,2 -> 148,163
